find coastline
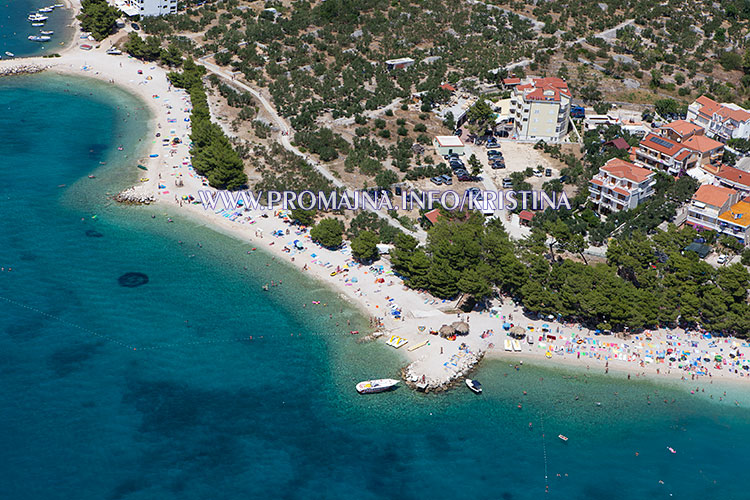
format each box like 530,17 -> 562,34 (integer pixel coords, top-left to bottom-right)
2,8 -> 750,394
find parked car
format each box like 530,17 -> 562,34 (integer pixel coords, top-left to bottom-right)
487,149 -> 500,155
456,172 -> 471,181
502,178 -> 513,188
533,170 -> 543,177
454,129 -> 462,136
430,176 -> 444,185
545,168 -> 552,177
441,174 -> 453,185
131,22 -> 140,31
492,161 -> 505,169
718,255 -> 728,264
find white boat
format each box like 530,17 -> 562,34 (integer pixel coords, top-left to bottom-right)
465,379 -> 482,394
559,434 -> 569,442
512,339 -> 522,352
106,47 -> 122,55
28,35 -> 51,42
5,52 -> 14,57
504,339 -> 512,351
38,7 -> 54,12
40,30 -> 54,35
31,22 -> 45,26
28,14 -> 48,22
54,3 -> 64,7
356,379 -> 399,394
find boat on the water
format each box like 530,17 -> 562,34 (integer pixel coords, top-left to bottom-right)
5,52 -> 14,57
28,35 -> 51,42
465,379 -> 482,394
38,6 -> 54,12
28,14 -> 48,22
356,379 -> 399,394
40,30 -> 54,35
559,434 -> 568,442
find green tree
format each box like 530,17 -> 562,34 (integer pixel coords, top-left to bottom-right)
351,230 -> 380,262
77,0 -> 120,41
290,208 -> 317,226
310,218 -> 344,249
468,154 -> 482,177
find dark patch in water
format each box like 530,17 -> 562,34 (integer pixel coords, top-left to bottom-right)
19,252 -> 37,261
87,143 -> 107,160
118,272 -> 149,287
109,478 -> 145,500
47,341 -> 102,377
85,229 -> 104,238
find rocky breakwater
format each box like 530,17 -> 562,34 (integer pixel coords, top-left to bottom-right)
403,346 -> 486,393
114,187 -> 155,205
0,64 -> 48,77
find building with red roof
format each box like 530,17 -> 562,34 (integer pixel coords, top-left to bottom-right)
713,164 -> 750,193
687,185 -> 740,233
589,158 -> 657,213
683,134 -> 724,168
660,120 -> 704,143
509,77 -> 571,142
635,133 -> 698,175
687,95 -> 750,142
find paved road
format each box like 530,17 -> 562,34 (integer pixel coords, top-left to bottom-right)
198,58 -> 427,243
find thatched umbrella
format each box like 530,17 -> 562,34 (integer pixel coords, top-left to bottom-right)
452,321 -> 470,335
438,324 -> 455,338
510,326 -> 525,338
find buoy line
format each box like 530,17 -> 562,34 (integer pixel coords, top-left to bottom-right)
540,412 -> 549,494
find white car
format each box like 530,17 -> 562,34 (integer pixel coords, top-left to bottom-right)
533,170 -> 543,177
717,255 -> 728,264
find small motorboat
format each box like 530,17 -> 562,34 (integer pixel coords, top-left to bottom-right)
5,51 -> 15,57
559,434 -> 569,442
667,447 -> 676,454
28,35 -> 51,42
465,379 -> 482,394
356,379 -> 399,394
40,30 -> 54,35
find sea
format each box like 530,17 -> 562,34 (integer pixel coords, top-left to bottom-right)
0,0 -> 73,58
1,63 -> 750,500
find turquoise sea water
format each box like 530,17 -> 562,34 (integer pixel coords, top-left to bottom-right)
0,0 -> 73,58
2,75 -> 750,499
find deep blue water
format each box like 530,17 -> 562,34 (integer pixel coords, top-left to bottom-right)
2,75 -> 750,500
0,0 -> 73,58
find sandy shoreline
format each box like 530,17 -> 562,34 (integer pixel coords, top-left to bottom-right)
3,5 -> 750,393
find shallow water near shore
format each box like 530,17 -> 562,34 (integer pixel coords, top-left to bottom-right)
2,74 -> 750,500
0,0 -> 73,58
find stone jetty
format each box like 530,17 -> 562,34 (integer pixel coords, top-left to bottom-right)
403,346 -> 486,392
114,187 -> 156,205
0,64 -> 48,77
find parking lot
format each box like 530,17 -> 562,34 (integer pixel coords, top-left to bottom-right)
463,141 -> 563,190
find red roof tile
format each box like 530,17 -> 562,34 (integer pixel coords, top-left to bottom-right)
519,210 -> 535,221
601,158 -> 654,183
692,184 -> 737,207
424,208 -> 441,225
503,78 -> 521,85
612,186 -> 630,196
662,120 -> 703,138
684,134 -> 724,153
440,83 -> 456,92
716,165 -> 750,188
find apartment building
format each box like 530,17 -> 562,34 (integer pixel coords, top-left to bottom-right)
635,133 -> 698,175
589,158 -> 656,213
510,77 -> 571,142
683,134 -> 724,169
686,184 -> 739,233
717,199 -> 750,245
687,95 -> 750,142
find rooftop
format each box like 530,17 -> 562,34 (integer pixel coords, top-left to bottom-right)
684,134 -> 724,153
640,133 -> 688,157
434,135 -> 464,147
719,200 -> 750,228
604,137 -> 630,150
716,164 -> 750,188
601,158 -> 654,183
693,95 -> 750,123
692,184 -> 737,208
662,120 -> 703,138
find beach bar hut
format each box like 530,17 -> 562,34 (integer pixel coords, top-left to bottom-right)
452,321 -> 470,335
439,324 -> 456,338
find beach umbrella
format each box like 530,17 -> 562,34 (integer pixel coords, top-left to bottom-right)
438,325 -> 455,338
503,322 -> 511,330
452,321 -> 470,335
